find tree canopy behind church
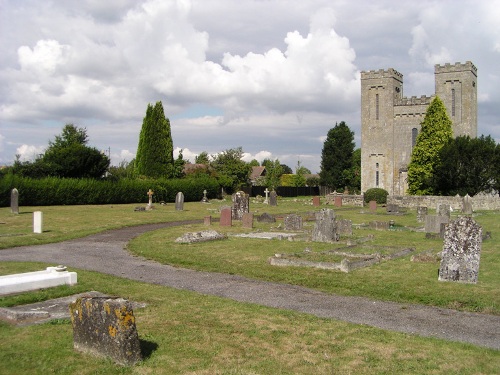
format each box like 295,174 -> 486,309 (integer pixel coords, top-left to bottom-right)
135,101 -> 174,178
407,96 -> 453,195
319,121 -> 355,190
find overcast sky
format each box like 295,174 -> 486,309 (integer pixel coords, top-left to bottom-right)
1,0 -> 499,173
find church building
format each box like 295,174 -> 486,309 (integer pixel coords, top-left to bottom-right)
360,61 -> 477,195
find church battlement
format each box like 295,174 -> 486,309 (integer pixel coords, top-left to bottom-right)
396,95 -> 434,106
435,61 -> 477,76
361,68 -> 403,81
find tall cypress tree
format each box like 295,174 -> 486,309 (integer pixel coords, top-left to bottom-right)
407,96 -> 453,195
319,121 -> 355,190
135,101 -> 174,178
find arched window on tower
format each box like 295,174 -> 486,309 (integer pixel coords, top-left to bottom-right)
375,163 -> 379,187
375,94 -> 379,120
412,128 -> 418,148
451,88 -> 456,117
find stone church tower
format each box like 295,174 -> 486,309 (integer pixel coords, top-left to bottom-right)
360,61 -> 477,195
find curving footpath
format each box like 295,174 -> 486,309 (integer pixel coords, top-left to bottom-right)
0,220 -> 499,350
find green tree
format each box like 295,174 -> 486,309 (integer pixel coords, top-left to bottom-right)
135,101 -> 174,178
195,151 -> 210,165
407,97 -> 453,195
342,148 -> 361,193
210,147 -> 251,192
49,124 -> 88,149
263,159 -> 284,190
248,159 -> 260,167
173,149 -> 188,178
432,135 -> 498,196
319,121 -> 355,190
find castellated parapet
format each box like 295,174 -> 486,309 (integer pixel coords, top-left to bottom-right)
361,61 -> 477,196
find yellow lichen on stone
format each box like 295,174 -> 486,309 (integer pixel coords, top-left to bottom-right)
108,325 -> 117,337
104,302 -> 111,315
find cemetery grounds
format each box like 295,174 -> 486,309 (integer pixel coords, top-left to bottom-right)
0,198 -> 499,374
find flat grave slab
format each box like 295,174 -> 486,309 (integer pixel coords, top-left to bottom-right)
233,232 -> 299,240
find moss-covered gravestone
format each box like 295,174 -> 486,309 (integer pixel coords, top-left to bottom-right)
69,296 -> 142,366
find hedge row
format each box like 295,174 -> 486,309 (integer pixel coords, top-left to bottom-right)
0,175 -> 220,206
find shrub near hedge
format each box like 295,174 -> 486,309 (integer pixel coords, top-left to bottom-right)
363,188 -> 389,204
0,175 -> 219,206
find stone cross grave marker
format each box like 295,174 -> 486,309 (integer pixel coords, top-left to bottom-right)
175,192 -> 184,211
437,203 -> 451,218
264,188 -> 270,204
284,214 -> 302,231
201,189 -> 208,203
269,190 -> 278,206
10,188 -> 19,214
232,191 -> 249,220
439,216 -> 482,283
312,208 -> 339,242
70,296 -> 142,366
147,189 -> 154,207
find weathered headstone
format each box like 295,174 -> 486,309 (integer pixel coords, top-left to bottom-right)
269,191 -> 278,206
284,214 -> 302,231
425,215 -> 449,234
257,213 -> 276,223
204,216 -> 212,225
201,189 -> 209,203
369,221 -> 389,231
33,211 -> 43,233
242,213 -> 254,228
312,196 -> 321,207
232,191 -> 249,220
416,206 -> 428,222
10,188 -> 19,214
146,189 -> 154,210
386,204 -> 399,214
337,219 -> 353,236
439,216 -> 482,283
312,209 -> 338,242
219,206 -> 232,227
437,203 -> 451,218
462,194 -> 473,215
175,230 -> 226,243
369,200 -> 377,212
175,192 -> 184,211
334,196 -> 342,208
69,296 -> 142,366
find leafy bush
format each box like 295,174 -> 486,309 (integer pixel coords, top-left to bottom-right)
363,188 -> 389,204
0,175 -> 220,206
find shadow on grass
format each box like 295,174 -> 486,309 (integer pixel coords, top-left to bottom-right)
140,339 -> 158,359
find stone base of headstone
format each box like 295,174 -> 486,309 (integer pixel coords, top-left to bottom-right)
219,207 -> 232,227
69,296 -> 142,366
242,213 -> 254,228
33,211 -> 43,233
204,216 -> 212,225
439,216 -> 482,283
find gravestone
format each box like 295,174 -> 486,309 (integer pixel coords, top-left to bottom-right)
33,211 -> 43,233
369,221 -> 389,230
284,214 -> 302,231
219,206 -> 232,227
204,216 -> 212,225
439,216 -> 482,283
232,191 -> 249,220
70,296 -> 142,366
386,204 -> 399,214
416,206 -> 428,222
425,215 -> 449,235
337,219 -> 353,236
201,189 -> 209,203
334,196 -> 342,208
462,194 -> 473,215
264,188 -> 270,204
369,200 -> 377,212
312,196 -> 321,207
175,192 -> 184,211
175,230 -> 226,243
269,191 -> 278,206
10,188 -> 19,214
242,213 -> 254,228
257,213 -> 276,223
312,209 -> 338,242
146,189 -> 154,210
437,203 -> 451,218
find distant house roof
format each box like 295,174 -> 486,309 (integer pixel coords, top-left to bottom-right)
250,166 -> 266,180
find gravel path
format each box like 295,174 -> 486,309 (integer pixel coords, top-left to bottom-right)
1,221 -> 499,350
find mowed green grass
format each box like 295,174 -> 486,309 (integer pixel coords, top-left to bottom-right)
1,199 -> 499,373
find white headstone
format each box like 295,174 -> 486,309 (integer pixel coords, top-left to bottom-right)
33,211 -> 43,234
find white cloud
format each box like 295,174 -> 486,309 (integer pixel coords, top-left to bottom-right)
15,144 -> 46,161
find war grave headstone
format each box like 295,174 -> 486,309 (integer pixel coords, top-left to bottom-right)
269,190 -> 278,206
416,206 -> 428,222
334,196 -> 342,208
257,212 -> 276,223
438,216 -> 482,283
33,211 -> 43,234
220,206 -> 232,227
10,188 -> 19,214
175,192 -> 184,211
312,209 -> 338,243
462,194 -> 473,215
242,213 -> 254,228
70,296 -> 142,366
284,214 -> 302,231
313,196 -> 321,207
232,191 -> 249,220
369,200 -> 377,212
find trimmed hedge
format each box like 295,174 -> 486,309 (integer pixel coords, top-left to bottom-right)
0,175 -> 220,206
363,188 -> 389,204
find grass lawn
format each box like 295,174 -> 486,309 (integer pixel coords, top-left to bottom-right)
1,198 -> 499,373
